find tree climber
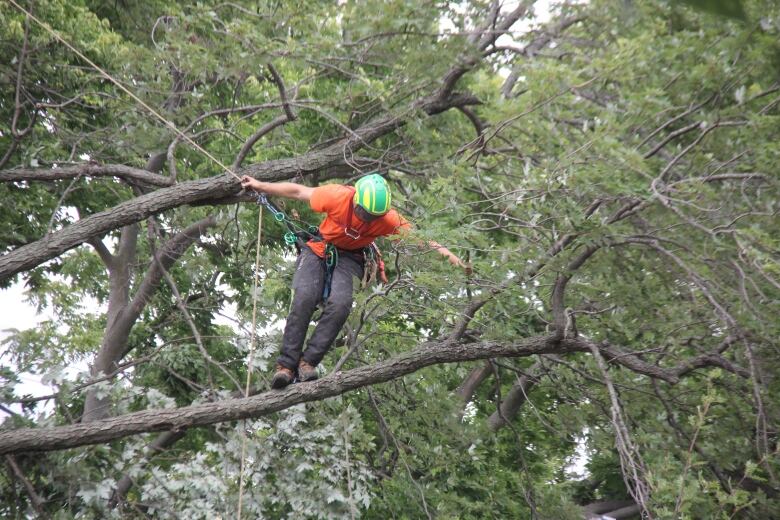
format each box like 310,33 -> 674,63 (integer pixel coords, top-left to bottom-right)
240,173 -> 470,389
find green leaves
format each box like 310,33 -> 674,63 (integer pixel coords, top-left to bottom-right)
674,0 -> 747,20
2,0 -> 780,517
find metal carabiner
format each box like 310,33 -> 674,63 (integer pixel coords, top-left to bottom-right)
344,227 -> 361,240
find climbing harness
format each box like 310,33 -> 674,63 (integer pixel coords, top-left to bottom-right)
247,190 -> 386,300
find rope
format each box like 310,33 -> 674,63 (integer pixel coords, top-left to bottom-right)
236,205 -> 264,519
7,0 -> 242,182
4,3 -> 268,516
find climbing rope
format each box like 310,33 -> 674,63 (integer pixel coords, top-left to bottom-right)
236,203 -> 263,519
7,0 -> 243,183
3,4 -> 271,518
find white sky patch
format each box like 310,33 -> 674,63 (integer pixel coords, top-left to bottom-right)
0,283 -> 60,419
565,429 -> 591,478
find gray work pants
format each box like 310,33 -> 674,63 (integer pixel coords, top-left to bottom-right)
278,246 -> 363,370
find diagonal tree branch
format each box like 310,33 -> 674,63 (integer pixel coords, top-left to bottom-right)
0,335 -> 582,454
0,92 -> 479,283
4,455 -> 45,515
0,329 -> 749,456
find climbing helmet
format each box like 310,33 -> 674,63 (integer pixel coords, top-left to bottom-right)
353,173 -> 391,216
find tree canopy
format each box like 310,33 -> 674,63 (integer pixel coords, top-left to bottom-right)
1,0 -> 779,518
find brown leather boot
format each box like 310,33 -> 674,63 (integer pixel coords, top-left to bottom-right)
271,364 -> 294,389
298,359 -> 318,382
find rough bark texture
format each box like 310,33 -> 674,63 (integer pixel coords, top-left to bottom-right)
455,361 -> 492,403
0,93 -> 478,283
0,336 -> 583,454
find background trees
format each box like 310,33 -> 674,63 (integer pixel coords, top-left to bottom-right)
1,0 -> 778,518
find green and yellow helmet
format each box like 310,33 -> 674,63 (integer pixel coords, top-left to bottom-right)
353,173 -> 391,215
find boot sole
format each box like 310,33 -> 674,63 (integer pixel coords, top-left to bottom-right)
271,376 -> 292,389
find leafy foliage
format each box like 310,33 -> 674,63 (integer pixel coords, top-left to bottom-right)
1,0 -> 779,518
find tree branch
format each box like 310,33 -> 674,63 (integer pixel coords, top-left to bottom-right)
487,359 -> 543,431
0,335 -> 582,454
4,455 -> 45,515
108,430 -> 187,509
0,164 -> 175,187
0,91 -> 478,283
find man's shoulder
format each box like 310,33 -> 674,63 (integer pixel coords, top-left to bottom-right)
377,210 -> 411,234
311,184 -> 353,212
313,184 -> 353,197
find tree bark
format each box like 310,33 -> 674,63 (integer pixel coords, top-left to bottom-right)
0,163 -> 174,187
0,92 -> 478,284
82,223 -> 138,422
81,216 -> 217,422
455,361 -> 492,403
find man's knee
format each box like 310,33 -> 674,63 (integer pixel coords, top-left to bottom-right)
290,285 -> 321,313
326,291 -> 353,317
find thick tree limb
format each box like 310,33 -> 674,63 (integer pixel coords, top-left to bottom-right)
487,360 -> 543,431
82,217 -> 216,422
0,336 -> 582,454
0,92 -> 478,283
455,361 -> 492,403
0,332 -> 744,455
0,175 -> 234,282
551,246 -> 600,337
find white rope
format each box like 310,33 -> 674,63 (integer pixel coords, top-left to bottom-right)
5,4 -> 269,517
237,205 -> 263,519
7,0 -> 242,182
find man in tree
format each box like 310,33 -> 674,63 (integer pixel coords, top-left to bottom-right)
240,174 -> 469,388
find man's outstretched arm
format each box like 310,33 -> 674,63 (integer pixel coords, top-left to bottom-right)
393,226 -> 471,274
240,176 -> 314,202
429,240 -> 471,274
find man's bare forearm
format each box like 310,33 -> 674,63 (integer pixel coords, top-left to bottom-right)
240,176 -> 313,201
427,240 -> 471,273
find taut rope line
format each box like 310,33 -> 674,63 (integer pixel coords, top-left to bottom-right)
237,205 -> 263,519
7,0 -> 242,182
6,3 -> 268,517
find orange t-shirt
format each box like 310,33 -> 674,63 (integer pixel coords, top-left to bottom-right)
306,184 -> 411,258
